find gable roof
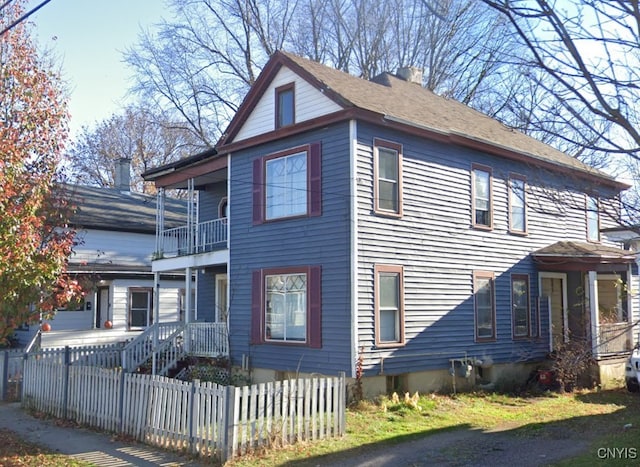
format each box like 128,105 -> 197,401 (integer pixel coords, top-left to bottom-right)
219,50 -> 626,191
67,184 -> 186,234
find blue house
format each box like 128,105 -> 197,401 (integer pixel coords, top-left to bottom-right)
143,51 -> 638,395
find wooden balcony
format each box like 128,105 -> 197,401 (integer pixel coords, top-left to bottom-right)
156,218 -> 227,259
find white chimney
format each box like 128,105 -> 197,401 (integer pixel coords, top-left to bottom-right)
114,158 -> 132,192
396,66 -> 423,85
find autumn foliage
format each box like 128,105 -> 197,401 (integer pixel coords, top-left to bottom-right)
0,1 -> 77,344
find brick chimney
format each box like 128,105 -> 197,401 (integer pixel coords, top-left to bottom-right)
114,157 -> 131,192
396,66 -> 423,85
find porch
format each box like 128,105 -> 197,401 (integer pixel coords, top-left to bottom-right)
157,217 -> 228,258
534,241 -> 638,359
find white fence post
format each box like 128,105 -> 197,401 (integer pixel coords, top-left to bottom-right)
222,384 -> 236,462
1,351 -> 7,401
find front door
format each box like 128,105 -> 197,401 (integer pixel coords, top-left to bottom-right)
215,274 -> 228,322
540,273 -> 568,351
96,287 -> 109,328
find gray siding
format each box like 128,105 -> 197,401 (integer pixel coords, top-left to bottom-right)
229,122 -> 352,375
355,121 -> 622,375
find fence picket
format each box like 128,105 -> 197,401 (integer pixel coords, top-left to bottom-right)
20,358 -> 344,461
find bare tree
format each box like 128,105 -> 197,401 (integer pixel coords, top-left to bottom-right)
65,105 -> 201,194
481,0 -> 640,225
125,0 -> 528,145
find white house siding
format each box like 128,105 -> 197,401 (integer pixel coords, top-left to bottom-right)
355,121 -> 622,375
234,66 -> 343,142
107,279 -> 183,331
72,229 -> 156,268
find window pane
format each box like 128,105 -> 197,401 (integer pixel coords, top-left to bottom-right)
265,152 -> 307,219
587,197 -> 599,241
378,271 -> 401,343
129,290 -> 150,328
379,309 -> 398,342
378,148 -> 398,180
510,179 -> 525,231
377,148 -> 399,212
265,273 -> 307,342
474,169 -> 490,226
278,88 -> 294,126
380,273 -> 399,308
512,278 -> 529,336
475,277 -> 494,338
378,180 -> 398,212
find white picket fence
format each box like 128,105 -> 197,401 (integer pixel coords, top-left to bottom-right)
21,359 -> 345,461
0,349 -> 24,400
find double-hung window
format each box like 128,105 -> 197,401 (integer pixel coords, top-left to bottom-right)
128,288 -> 153,329
275,83 -> 295,128
265,151 -> 307,220
374,139 -> 402,216
375,265 -> 404,346
251,266 -> 322,348
586,195 -> 600,242
472,165 -> 492,228
474,272 -> 495,341
511,274 -> 530,338
253,143 -> 322,223
509,175 -> 526,233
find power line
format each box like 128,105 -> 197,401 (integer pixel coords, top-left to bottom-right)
0,0 -> 53,37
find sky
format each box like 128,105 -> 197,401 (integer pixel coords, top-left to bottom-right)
26,0 -> 169,138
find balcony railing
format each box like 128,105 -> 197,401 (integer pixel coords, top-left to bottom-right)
157,218 -> 227,258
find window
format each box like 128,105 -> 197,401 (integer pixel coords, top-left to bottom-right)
253,143 -> 321,223
251,266 -> 322,348
266,151 -> 307,219
275,83 -> 295,128
375,265 -> 404,346
509,175 -> 526,233
265,272 -> 307,342
218,197 -> 228,219
586,195 -> 600,242
472,165 -> 492,228
474,272 -> 495,341
128,288 -> 152,329
511,274 -> 530,338
374,139 -> 402,215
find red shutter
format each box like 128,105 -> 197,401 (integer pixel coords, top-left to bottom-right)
250,270 -> 263,344
308,265 -> 322,348
252,158 -> 264,225
309,142 -> 322,217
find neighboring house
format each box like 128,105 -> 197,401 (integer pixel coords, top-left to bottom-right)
15,159 -> 189,349
143,51 -> 638,395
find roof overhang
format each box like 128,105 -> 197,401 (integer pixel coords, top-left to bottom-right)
532,241 -> 637,272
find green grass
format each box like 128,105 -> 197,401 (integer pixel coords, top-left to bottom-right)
226,388 -> 640,466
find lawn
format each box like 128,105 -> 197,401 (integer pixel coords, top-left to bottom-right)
226,388 -> 640,466
1,388 -> 638,466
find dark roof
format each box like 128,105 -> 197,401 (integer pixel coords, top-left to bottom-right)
65,184 -> 186,234
141,147 -> 217,180
219,51 -> 626,190
532,241 -> 636,262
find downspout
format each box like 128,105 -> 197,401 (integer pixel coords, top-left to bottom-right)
349,120 -> 358,378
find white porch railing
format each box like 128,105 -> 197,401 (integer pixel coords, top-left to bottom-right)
122,322 -> 229,374
187,322 -> 229,357
157,218 -> 227,258
598,322 -> 633,356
